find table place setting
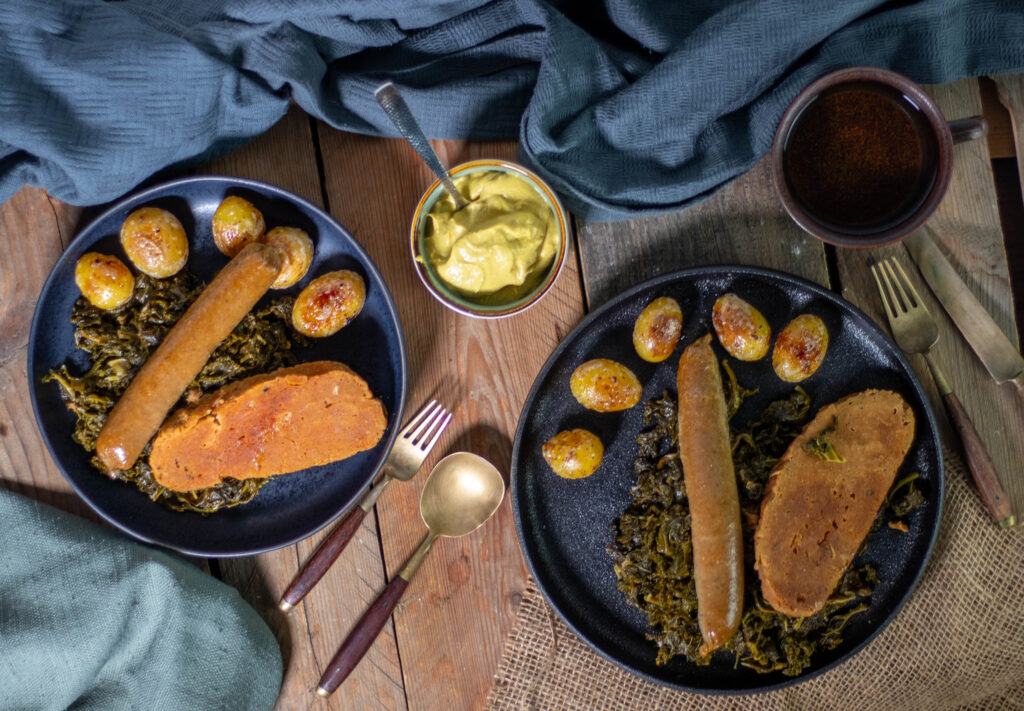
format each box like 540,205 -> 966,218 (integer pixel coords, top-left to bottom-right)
2,2 -> 1024,710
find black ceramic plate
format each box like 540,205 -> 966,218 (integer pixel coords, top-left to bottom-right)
29,176 -> 407,557
511,266 -> 943,693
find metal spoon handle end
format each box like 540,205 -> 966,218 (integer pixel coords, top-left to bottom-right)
374,82 -> 468,209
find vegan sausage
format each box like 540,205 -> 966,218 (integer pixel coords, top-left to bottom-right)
95,242 -> 282,472
676,333 -> 744,656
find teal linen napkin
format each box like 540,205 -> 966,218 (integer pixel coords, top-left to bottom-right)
0,489 -> 282,711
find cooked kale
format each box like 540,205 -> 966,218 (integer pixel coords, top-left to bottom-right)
608,378 -> 885,676
45,271 -> 306,513
803,415 -> 846,462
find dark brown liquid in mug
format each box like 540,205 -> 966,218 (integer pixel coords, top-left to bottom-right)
784,82 -> 939,234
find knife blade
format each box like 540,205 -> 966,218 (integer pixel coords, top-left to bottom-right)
904,228 -> 1024,397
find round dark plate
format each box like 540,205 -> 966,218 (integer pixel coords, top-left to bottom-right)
511,266 -> 943,693
29,176 -> 407,557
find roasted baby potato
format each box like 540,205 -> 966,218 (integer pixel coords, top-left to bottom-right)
712,293 -> 770,361
773,314 -> 829,382
542,429 -> 604,479
570,358 -> 642,412
74,252 -> 135,310
633,296 -> 683,362
212,195 -> 265,257
292,270 -> 366,337
119,207 -> 188,278
264,226 -> 314,289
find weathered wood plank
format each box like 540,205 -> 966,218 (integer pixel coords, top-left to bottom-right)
980,76 -> 1017,160
835,78 -> 1024,519
202,106 -> 407,711
316,131 -> 586,710
993,74 -> 1024,203
0,187 -> 88,517
575,158 -> 830,309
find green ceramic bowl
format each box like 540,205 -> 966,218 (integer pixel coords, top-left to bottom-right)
410,159 -> 569,318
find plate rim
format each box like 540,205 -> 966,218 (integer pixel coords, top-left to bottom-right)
510,264 -> 944,694
28,174 -> 408,557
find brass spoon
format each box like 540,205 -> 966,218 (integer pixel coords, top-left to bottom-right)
316,452 -> 505,697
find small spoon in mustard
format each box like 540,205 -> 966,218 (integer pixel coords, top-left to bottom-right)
375,82 -> 470,210
316,451 -> 505,697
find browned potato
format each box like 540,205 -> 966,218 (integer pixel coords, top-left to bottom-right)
570,358 -> 642,412
773,314 -> 829,382
712,293 -> 770,361
74,252 -> 135,310
542,429 -> 604,479
119,207 -> 188,278
264,227 -> 314,289
292,270 -> 366,337
633,296 -> 683,362
212,196 -> 265,257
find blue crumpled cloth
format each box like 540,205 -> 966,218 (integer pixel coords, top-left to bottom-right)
0,0 -> 1022,221
0,488 -> 282,711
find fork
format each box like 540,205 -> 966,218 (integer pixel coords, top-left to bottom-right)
279,400 -> 453,611
872,259 -> 1014,526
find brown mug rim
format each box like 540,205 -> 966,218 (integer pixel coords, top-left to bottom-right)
770,66 -> 954,249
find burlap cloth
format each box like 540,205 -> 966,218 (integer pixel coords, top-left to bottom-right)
486,448 -> 1024,710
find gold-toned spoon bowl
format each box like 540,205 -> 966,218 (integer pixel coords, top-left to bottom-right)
316,451 -> 505,697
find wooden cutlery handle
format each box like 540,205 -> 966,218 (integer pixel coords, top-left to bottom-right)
317,575 -> 409,697
279,505 -> 367,611
942,392 -> 1016,526
1010,373 -> 1024,409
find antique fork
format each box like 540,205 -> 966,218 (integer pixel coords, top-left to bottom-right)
279,400 -> 454,611
871,258 -> 1014,526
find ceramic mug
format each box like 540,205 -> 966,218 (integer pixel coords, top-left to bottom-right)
771,67 -> 986,248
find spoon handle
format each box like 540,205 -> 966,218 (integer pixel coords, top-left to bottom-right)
316,575 -> 408,697
374,82 -> 469,209
316,532 -> 436,697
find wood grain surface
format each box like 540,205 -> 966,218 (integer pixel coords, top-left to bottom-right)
0,188 -> 85,517
575,159 -> 829,308
2,75 -> 1023,711
835,78 -> 1024,518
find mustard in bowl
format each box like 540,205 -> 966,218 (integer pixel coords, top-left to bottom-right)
410,160 -> 568,318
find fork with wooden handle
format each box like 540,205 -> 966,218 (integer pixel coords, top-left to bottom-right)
872,259 -> 1015,527
278,400 -> 453,611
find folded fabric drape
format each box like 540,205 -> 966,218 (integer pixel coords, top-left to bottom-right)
1,0 -> 1022,221
0,488 -> 282,711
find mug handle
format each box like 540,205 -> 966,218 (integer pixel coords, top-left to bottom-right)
949,116 -> 987,144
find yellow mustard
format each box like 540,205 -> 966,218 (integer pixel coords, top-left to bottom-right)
424,170 -> 559,299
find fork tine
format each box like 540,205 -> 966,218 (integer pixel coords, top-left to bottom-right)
410,405 -> 447,446
871,262 -> 899,324
403,400 -> 441,440
891,259 -> 924,307
882,259 -> 913,311
420,410 -> 452,453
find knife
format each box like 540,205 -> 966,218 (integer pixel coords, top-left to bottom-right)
905,228 -> 1024,400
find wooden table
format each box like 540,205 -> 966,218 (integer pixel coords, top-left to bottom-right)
2,75 -> 1023,710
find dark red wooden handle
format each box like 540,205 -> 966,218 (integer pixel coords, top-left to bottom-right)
317,575 -> 409,696
279,506 -> 367,610
943,392 -> 1015,525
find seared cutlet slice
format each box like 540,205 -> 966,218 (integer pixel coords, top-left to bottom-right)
149,361 -> 386,492
753,389 -> 915,617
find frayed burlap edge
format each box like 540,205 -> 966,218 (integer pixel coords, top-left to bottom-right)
486,448 -> 1024,710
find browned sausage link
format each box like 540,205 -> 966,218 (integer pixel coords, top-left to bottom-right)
676,333 -> 743,656
95,242 -> 282,472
